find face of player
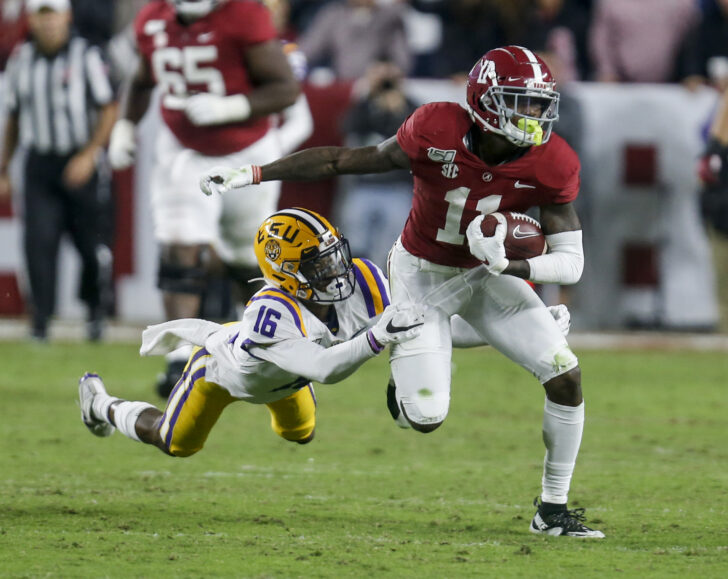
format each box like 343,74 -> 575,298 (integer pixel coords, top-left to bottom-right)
299,239 -> 355,303
28,8 -> 71,54
502,94 -> 553,123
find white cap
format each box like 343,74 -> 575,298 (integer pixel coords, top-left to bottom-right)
26,0 -> 71,13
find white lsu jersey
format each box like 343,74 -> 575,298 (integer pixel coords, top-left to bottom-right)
203,258 -> 390,403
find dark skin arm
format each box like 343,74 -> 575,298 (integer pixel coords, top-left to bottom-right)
260,135 -> 410,181
0,113 -> 19,199
119,56 -> 155,124
502,201 -> 582,279
243,39 -> 300,116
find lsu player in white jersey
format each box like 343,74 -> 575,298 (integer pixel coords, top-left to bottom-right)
77,208 -> 425,456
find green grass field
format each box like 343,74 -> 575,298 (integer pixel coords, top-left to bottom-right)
1,340 -> 727,578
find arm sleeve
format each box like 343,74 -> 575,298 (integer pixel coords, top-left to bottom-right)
526,230 -> 584,285
247,333 -> 378,384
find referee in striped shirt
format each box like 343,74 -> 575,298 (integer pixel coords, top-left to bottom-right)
0,0 -> 117,342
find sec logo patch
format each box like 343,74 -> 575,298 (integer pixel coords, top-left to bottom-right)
442,163 -> 459,179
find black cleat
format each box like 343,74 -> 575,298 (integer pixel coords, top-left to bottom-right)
155,359 -> 187,399
529,497 -> 605,538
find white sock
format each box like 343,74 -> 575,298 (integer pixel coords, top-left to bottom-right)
113,401 -> 156,442
92,393 -> 120,424
541,398 -> 584,504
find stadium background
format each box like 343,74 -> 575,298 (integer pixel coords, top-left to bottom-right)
0,78 -> 723,332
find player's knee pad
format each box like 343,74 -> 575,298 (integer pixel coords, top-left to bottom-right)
157,259 -> 207,295
391,383 -> 450,433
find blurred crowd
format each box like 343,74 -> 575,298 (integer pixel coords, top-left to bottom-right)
1,0 -> 728,88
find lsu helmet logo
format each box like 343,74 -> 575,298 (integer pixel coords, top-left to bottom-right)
264,239 -> 281,261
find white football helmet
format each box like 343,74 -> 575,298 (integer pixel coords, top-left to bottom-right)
170,0 -> 222,19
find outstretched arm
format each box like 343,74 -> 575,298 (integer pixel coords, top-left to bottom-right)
248,303 -> 425,384
261,135 -> 410,181
200,135 -> 410,194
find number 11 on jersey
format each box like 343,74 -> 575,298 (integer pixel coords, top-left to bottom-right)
435,188 -> 502,245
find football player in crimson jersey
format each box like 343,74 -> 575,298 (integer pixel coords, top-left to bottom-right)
200,45 -> 604,538
108,0 -> 307,398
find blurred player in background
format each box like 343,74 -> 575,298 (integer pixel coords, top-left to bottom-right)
263,0 -> 314,159
78,208 -> 425,456
108,0 -> 302,397
201,45 -> 603,538
0,0 -> 116,342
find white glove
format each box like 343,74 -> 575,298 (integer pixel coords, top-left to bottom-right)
466,214 -> 509,275
200,164 -> 259,196
367,303 -> 426,351
108,119 -> 136,170
185,93 -> 251,126
548,304 -> 571,336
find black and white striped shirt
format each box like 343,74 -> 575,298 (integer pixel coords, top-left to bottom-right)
3,36 -> 114,155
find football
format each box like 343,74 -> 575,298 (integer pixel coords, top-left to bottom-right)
480,211 -> 547,260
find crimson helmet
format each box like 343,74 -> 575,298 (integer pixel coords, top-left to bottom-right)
169,0 -> 222,19
466,45 -> 560,147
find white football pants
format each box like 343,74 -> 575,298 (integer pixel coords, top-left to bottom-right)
150,125 -> 282,268
387,238 -> 578,428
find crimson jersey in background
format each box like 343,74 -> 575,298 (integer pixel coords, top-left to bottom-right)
396,102 -> 580,268
134,0 -> 277,156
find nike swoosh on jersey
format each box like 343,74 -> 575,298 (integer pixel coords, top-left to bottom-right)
514,181 -> 537,189
512,225 -> 542,239
386,320 -> 424,333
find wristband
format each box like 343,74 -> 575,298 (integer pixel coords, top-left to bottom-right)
251,165 -> 262,185
366,330 -> 385,354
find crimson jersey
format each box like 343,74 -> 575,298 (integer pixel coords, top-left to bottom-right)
396,102 -> 580,268
134,1 -> 277,156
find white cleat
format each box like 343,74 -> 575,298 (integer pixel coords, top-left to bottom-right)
78,372 -> 115,437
